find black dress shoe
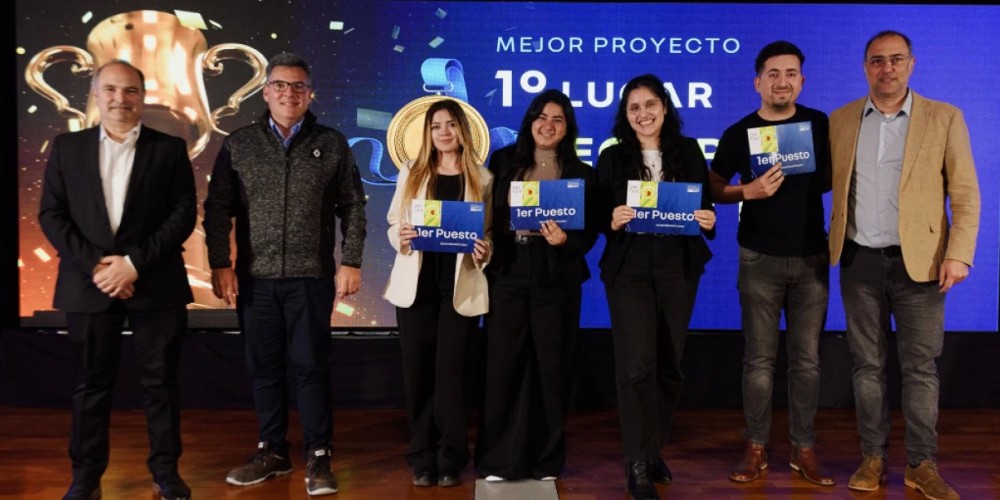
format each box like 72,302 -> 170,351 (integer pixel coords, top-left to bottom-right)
412,469 -> 436,487
626,461 -> 659,500
650,457 -> 672,484
438,473 -> 460,487
62,482 -> 101,500
153,474 -> 191,500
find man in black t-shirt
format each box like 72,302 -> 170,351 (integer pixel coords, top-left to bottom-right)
708,41 -> 833,487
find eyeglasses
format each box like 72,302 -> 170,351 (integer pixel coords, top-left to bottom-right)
867,55 -> 912,68
267,80 -> 311,93
627,99 -> 662,115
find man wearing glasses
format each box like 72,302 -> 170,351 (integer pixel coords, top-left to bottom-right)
829,31 -> 979,500
204,53 -> 367,496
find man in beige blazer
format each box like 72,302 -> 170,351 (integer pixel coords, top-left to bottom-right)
829,31 -> 979,500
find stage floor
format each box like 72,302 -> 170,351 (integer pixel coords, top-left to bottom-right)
1,407 -> 997,499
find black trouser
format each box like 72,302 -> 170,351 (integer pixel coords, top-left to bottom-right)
396,261 -> 477,475
238,278 -> 335,456
477,240 -> 580,479
605,236 -> 699,461
66,302 -> 186,484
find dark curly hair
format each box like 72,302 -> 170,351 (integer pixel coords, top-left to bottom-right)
611,74 -> 686,182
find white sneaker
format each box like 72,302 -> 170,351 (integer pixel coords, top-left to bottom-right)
485,475 -> 504,482
538,476 -> 557,481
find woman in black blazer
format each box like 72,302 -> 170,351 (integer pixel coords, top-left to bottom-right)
475,90 -> 598,482
595,74 -> 715,500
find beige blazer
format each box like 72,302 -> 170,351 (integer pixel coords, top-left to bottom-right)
383,161 -> 493,316
829,91 -> 980,282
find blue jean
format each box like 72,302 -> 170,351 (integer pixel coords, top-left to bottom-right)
738,247 -> 828,448
238,278 -> 335,457
840,244 -> 944,464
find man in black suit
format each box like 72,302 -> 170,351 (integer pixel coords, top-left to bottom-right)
39,60 -> 196,500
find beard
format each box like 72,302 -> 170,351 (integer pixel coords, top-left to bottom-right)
768,99 -> 793,113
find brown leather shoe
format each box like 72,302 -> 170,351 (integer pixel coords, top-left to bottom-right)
789,447 -> 835,486
904,460 -> 960,500
729,442 -> 767,482
848,455 -> 886,491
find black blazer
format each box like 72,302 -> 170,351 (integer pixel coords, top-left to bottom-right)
39,125 -> 196,312
595,138 -> 714,285
488,145 -> 598,286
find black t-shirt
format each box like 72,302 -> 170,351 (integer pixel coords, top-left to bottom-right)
434,172 -> 462,202
415,173 -> 461,300
711,105 -> 830,256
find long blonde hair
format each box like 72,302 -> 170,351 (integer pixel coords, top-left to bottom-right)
401,99 -> 485,213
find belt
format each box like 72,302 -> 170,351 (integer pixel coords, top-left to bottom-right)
847,240 -> 902,257
513,234 -> 546,245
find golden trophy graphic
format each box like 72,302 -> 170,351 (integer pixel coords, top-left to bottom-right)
24,10 -> 267,159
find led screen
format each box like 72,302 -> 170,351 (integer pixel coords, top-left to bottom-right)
16,1 -> 1000,330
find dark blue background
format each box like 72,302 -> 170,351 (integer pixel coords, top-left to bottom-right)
17,1 -> 999,331
308,2 -> 999,331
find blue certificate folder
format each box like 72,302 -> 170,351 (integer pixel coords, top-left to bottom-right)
508,179 -> 586,230
625,181 -> 702,236
747,121 -> 816,178
410,199 -> 484,253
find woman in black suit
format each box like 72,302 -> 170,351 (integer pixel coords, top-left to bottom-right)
475,89 -> 597,482
596,74 -> 715,500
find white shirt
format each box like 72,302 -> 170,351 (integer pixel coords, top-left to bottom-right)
99,123 -> 141,234
642,149 -> 663,180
